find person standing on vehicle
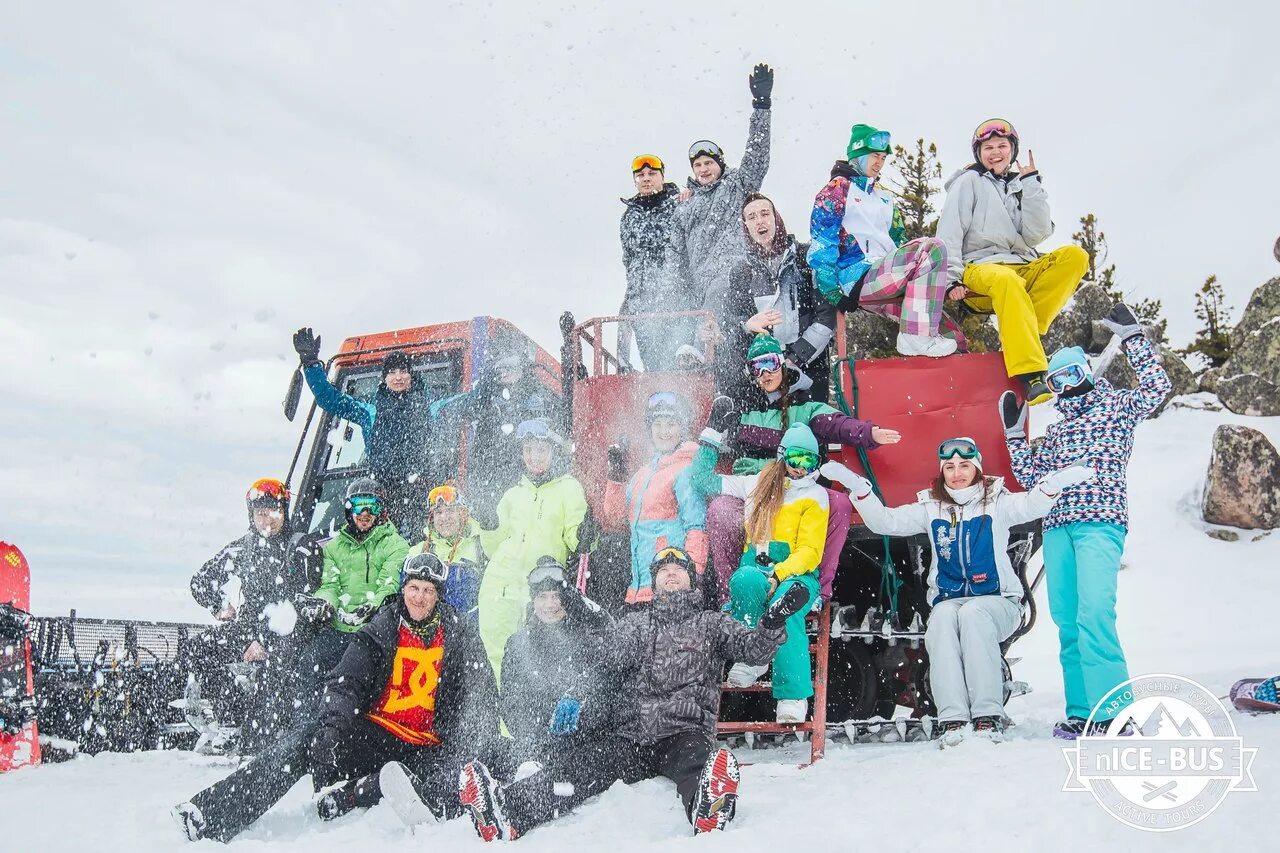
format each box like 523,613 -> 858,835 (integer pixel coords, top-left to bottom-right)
670,63 -> 774,309
937,118 -> 1090,405
619,154 -> 692,371
456,547 -> 808,840
171,555 -> 499,841
293,478 -> 409,703
822,442 -> 1094,743
602,392 -> 708,607
1001,304 -> 1172,739
722,193 -> 835,399
405,482 -> 485,622
808,123 -> 962,358
292,328 -> 436,539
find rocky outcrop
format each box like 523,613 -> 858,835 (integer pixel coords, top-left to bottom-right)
1197,366 -> 1223,394
1201,424 -> 1280,530
1042,284 -> 1114,355
1218,277 -> 1280,416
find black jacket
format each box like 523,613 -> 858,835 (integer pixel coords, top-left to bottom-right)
368,378 -> 436,485
317,597 -> 499,753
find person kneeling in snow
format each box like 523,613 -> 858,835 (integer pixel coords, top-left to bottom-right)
171,554 -> 499,842
456,546 -> 808,840
822,442 -> 1094,743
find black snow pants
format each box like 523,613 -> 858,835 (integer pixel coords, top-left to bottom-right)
499,730 -> 714,836
186,623 -> 303,749
188,716 -> 460,842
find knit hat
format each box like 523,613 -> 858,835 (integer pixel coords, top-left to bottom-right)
778,423 -> 820,458
648,546 -> 697,590
381,350 -> 411,377
1047,346 -> 1091,378
846,124 -> 892,161
746,333 -> 784,362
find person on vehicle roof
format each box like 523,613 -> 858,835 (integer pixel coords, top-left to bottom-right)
476,419 -> 592,685
405,482 -> 485,622
808,123 -> 964,358
619,153 -> 696,371
292,477 -> 409,707
602,391 -> 708,607
670,63 -> 774,311
455,546 -> 807,841
292,328 -> 437,540
171,553 -> 499,841
702,334 -> 899,605
822,440 -> 1095,743
720,193 -> 836,400
187,477 -> 324,748
1002,304 -> 1172,739
936,118 -> 1090,405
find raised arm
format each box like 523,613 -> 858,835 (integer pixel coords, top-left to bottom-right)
820,461 -> 931,536
738,64 -> 773,192
1101,307 -> 1172,419
807,403 -> 881,450
1001,465 -> 1097,527
303,363 -> 375,432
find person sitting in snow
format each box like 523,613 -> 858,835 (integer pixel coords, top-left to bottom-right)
602,391 -> 707,607
171,555 -> 499,842
1001,303 -> 1172,739
808,123 -> 964,358
292,328 -> 437,540
454,546 -> 808,840
404,482 -> 485,622
186,477 -> 323,749
821,441 -> 1095,743
936,118 -> 1090,405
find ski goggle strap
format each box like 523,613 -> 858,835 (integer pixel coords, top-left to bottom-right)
688,140 -> 724,161
402,553 -> 449,587
347,495 -> 383,516
782,447 -> 820,473
937,437 -> 981,461
631,154 -> 665,173
429,483 -> 465,508
973,118 -> 1016,142
748,353 -> 784,376
247,478 -> 289,503
1046,362 -> 1090,394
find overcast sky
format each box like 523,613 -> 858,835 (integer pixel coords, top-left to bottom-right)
3,1 -> 1278,619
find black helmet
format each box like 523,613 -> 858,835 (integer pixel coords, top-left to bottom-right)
401,552 -> 448,593
528,555 -> 569,595
648,546 -> 697,589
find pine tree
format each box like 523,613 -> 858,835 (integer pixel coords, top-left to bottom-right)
1180,275 -> 1234,368
1071,214 -> 1122,300
888,139 -> 943,241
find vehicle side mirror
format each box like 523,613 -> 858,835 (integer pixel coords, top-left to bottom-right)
283,369 -> 303,421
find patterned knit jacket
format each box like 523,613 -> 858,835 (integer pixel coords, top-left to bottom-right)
1007,336 -> 1172,531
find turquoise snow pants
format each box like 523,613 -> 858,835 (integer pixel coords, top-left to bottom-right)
1043,522 -> 1130,720
729,569 -> 820,701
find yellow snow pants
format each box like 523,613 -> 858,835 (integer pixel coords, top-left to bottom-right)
961,245 -> 1089,376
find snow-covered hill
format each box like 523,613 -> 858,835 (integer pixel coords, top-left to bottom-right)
3,400 -> 1277,851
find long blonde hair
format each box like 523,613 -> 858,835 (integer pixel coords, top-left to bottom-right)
746,460 -> 790,545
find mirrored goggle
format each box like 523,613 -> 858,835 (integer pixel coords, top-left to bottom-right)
782,447 -> 820,472
516,419 -> 555,440
403,555 -> 449,584
429,484 -> 464,507
631,154 -> 665,173
748,353 -> 784,376
654,546 -> 691,564
1047,362 -> 1090,394
247,478 -> 289,501
855,130 -> 891,153
347,496 -> 383,515
528,563 -> 567,587
648,390 -> 680,409
973,119 -> 1015,142
937,437 -> 980,461
688,140 -> 723,160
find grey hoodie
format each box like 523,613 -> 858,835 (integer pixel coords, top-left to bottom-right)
936,166 -> 1054,284
670,107 -> 772,306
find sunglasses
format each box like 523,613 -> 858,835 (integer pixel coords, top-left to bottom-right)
631,154 -> 665,173
973,119 -> 1015,142
247,478 -> 289,502
688,140 -> 724,161
782,447 -> 820,472
937,437 -> 981,461
348,496 -> 383,516
1047,362 -> 1090,394
748,353 -> 784,376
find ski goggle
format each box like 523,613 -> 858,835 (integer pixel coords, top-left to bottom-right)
402,553 -> 449,587
516,419 -> 558,442
1047,362 -> 1091,394
428,483 -> 466,508
688,140 -> 724,161
937,437 -> 981,461
347,496 -> 383,516
651,546 -> 695,573
973,118 -> 1016,142
782,447 -> 820,473
527,560 -> 567,587
748,353 -> 784,376
631,154 -> 665,173
246,478 -> 289,503
852,130 -> 892,154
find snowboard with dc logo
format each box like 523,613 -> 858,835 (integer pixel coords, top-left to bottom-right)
1,541 -> 41,771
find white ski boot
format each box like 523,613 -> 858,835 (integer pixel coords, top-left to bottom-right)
381,761 -> 442,828
775,699 -> 808,723
896,332 -> 957,358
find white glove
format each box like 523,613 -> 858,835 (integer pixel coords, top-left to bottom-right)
820,461 -> 871,495
1040,465 -> 1096,493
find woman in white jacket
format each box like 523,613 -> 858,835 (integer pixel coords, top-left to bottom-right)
821,437 -> 1092,742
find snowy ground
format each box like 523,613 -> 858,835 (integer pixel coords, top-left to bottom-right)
4,399 -> 1279,851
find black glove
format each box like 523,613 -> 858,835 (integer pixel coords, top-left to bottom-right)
999,390 -> 1028,440
308,726 -> 342,774
759,582 -> 811,630
338,601 -> 377,628
709,395 -> 739,435
292,327 -> 321,366
607,441 -> 627,482
294,594 -> 335,626
754,551 -> 775,569
1101,303 -> 1144,342
749,63 -> 774,109
575,507 -> 599,556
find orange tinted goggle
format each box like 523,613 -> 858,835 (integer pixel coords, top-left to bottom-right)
973,118 -> 1015,142
631,154 -> 665,173
429,483 -> 465,507
247,478 -> 289,502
